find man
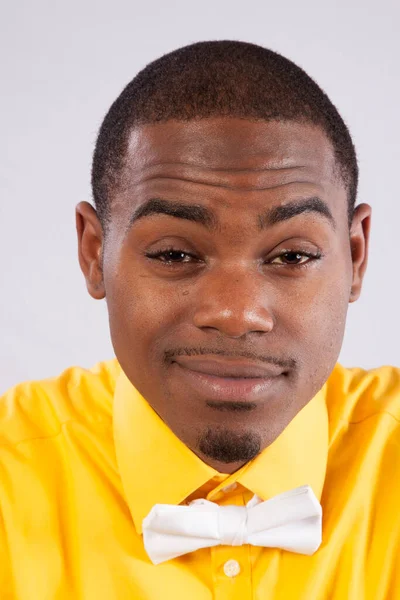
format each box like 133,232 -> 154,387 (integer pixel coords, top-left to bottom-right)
1,39 -> 399,599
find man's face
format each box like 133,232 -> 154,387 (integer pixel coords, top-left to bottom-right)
76,117 -> 370,473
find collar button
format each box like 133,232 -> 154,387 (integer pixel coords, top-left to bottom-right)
221,482 -> 237,493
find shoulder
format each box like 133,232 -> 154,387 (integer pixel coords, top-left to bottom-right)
324,363 -> 400,490
0,357 -> 121,448
326,363 -> 400,426
322,364 -> 400,576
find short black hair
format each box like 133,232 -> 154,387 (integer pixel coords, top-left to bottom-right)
92,40 -> 358,235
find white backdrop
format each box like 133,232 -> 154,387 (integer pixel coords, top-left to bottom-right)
1,0 -> 399,393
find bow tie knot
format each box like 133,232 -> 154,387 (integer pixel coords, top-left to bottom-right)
191,499 -> 248,545
219,504 -> 248,545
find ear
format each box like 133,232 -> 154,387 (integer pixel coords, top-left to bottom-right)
75,201 -> 105,300
349,203 -> 372,303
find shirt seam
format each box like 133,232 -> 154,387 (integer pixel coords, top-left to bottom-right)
347,410 -> 400,426
7,418 -> 111,450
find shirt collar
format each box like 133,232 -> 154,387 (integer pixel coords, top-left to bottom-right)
113,367 -> 329,535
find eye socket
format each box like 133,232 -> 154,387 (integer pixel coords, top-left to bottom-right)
144,247 -> 322,268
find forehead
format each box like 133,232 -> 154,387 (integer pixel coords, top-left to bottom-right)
125,118 -> 337,180
112,117 -> 347,230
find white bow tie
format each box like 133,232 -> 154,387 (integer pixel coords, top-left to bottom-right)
142,484 -> 322,565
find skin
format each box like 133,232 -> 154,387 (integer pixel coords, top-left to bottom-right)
76,117 -> 371,474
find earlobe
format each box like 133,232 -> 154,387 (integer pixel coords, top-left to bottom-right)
75,201 -> 106,300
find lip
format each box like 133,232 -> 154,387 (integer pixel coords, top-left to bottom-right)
173,358 -> 285,402
174,357 -> 284,378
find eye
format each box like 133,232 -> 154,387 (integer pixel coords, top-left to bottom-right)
269,251 -> 322,266
145,247 -> 197,265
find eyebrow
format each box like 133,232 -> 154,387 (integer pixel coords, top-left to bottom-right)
126,195 -> 336,233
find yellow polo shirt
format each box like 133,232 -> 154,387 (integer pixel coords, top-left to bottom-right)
0,359 -> 400,599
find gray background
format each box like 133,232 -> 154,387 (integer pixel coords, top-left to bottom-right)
1,0 -> 399,393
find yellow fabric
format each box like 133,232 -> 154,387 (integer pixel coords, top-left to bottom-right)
0,360 -> 399,599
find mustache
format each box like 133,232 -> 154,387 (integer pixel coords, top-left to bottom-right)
164,347 -> 296,370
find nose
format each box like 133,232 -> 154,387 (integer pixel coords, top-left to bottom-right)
192,266 -> 275,338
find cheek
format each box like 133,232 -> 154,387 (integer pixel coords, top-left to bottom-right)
278,271 -> 350,366
105,267 -> 181,360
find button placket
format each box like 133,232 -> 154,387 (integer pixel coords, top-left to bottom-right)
211,491 -> 253,600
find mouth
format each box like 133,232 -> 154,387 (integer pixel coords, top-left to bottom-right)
173,360 -> 285,402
